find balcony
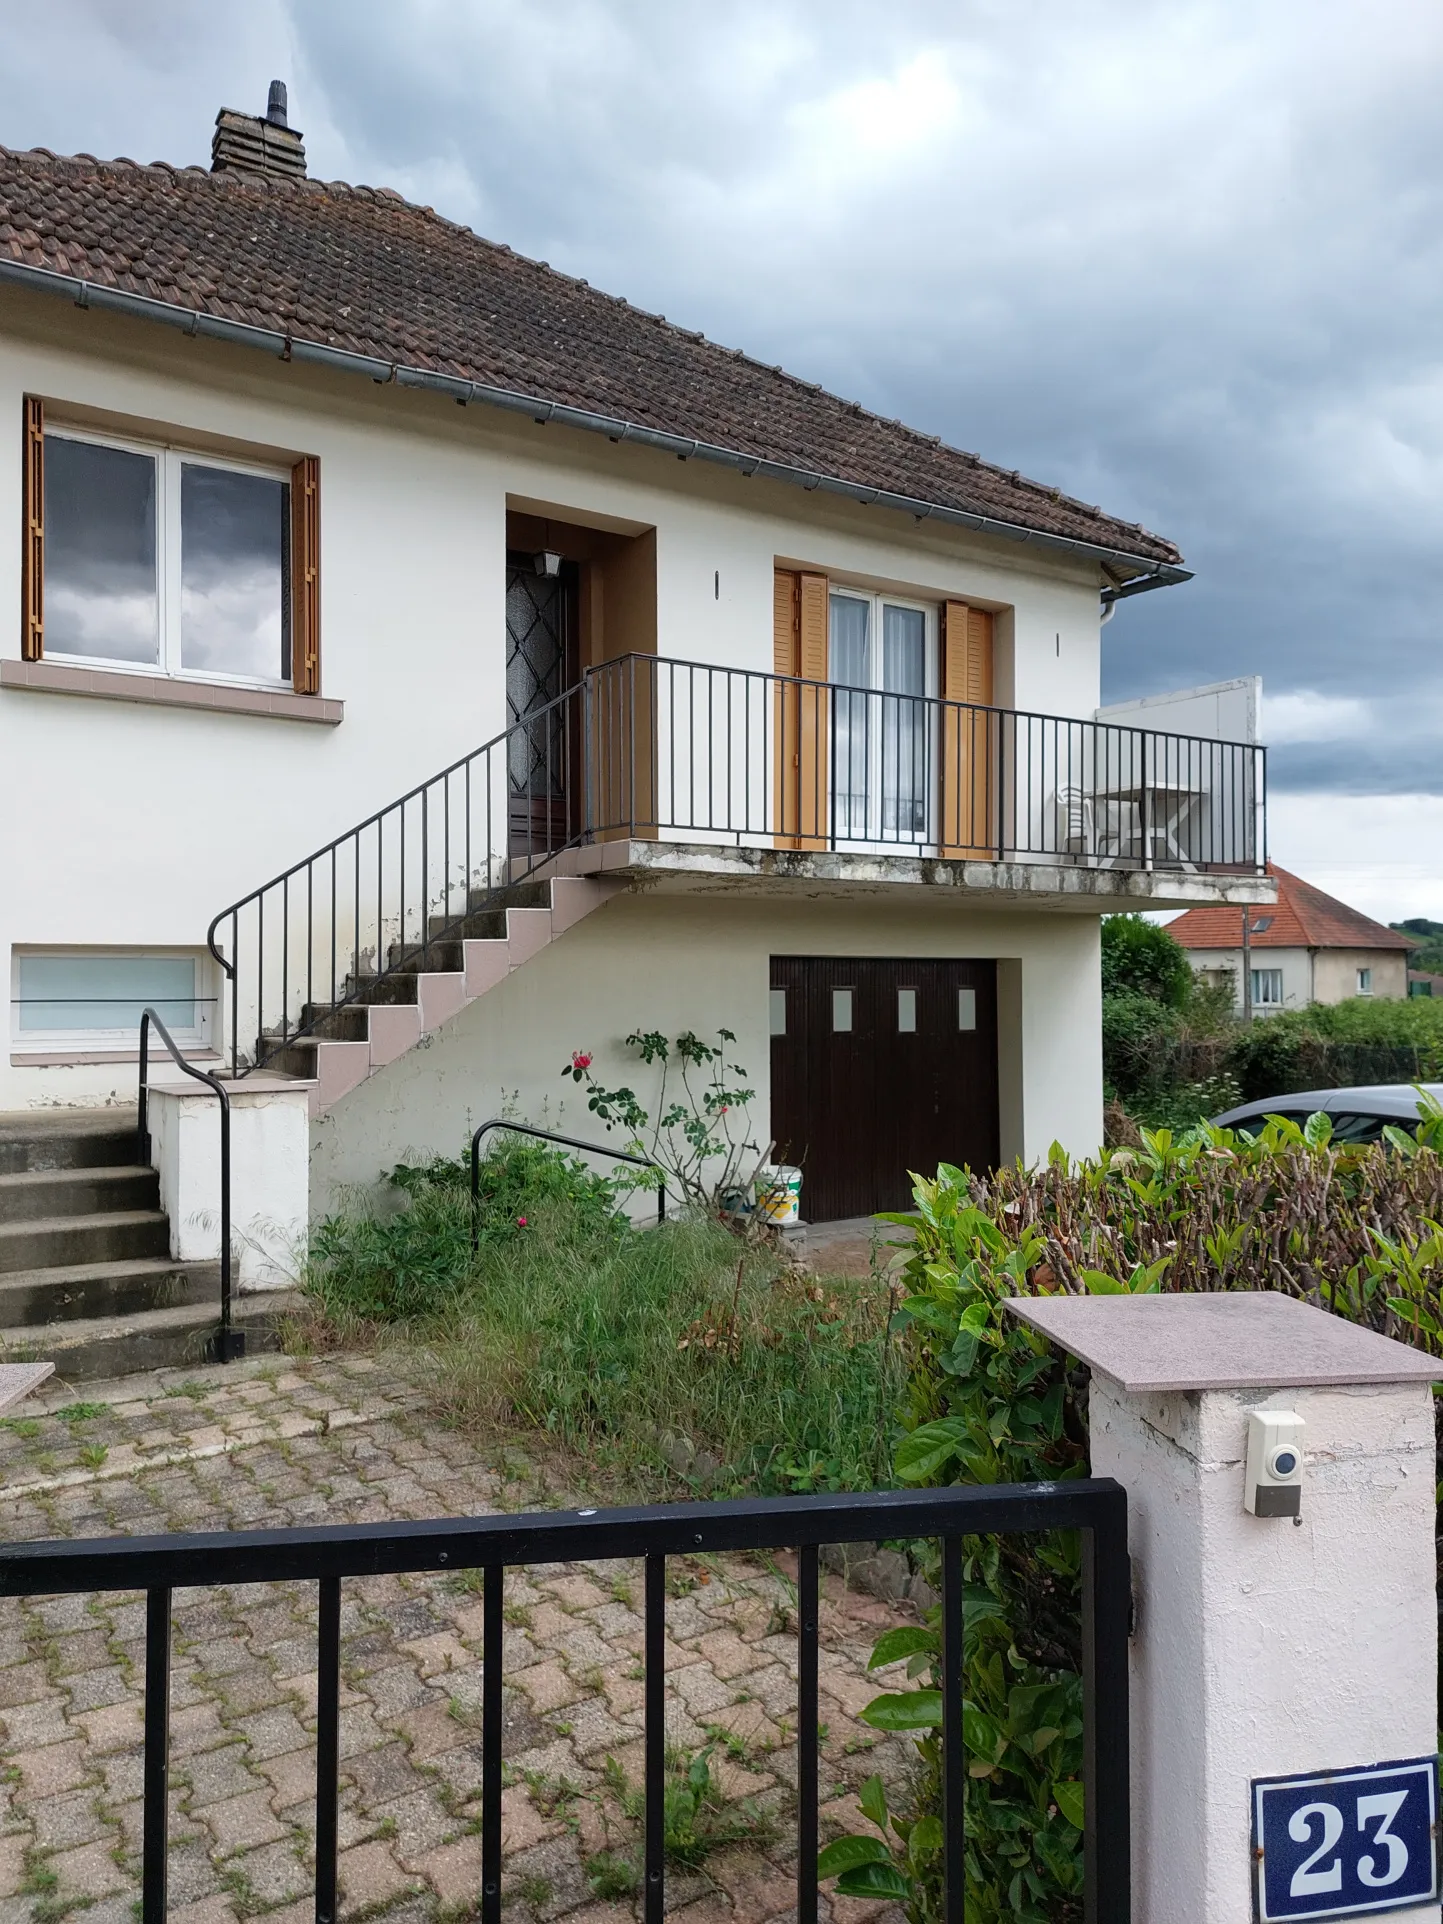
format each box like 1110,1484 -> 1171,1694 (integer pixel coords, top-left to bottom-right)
211,652 -> 1270,1072
548,655 -> 1269,907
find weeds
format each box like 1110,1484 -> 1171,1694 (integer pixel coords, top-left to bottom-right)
302,1146 -> 903,1501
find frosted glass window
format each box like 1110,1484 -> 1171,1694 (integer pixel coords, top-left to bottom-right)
957,987 -> 977,1031
44,436 -> 158,663
181,462 -> 291,680
897,988 -> 917,1033
16,954 -> 199,1040
770,988 -> 787,1036
832,988 -> 854,1033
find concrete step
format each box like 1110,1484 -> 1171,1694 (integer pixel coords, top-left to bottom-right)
0,1291 -> 301,1380
0,1210 -> 171,1275
0,1164 -> 159,1226
0,1110 -> 139,1177
0,1256 -> 220,1327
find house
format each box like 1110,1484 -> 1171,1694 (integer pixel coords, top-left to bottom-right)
1166,863 -> 1410,1012
0,86 -> 1270,1360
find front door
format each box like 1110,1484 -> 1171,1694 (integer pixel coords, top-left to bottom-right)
769,956 -> 999,1221
506,553 -> 579,858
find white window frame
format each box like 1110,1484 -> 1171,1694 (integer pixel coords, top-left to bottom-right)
1356,967 -> 1373,996
10,947 -> 218,1057
43,424 -> 292,691
1251,966 -> 1285,1009
826,586 -> 938,850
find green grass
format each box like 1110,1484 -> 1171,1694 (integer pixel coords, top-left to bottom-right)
301,1145 -> 903,1501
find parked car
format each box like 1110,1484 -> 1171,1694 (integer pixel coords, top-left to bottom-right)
1211,1083 -> 1443,1143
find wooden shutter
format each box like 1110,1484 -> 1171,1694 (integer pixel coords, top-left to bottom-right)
290,455 -> 320,693
773,570 -> 801,846
796,573 -> 829,848
21,396 -> 43,661
940,601 -> 996,857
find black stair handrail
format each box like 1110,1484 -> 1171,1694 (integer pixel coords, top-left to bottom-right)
206,678 -> 586,1076
136,1008 -> 243,1363
470,1118 -> 666,1251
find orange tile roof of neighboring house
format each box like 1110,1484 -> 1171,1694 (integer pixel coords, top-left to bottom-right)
1166,865 -> 1415,953
0,145 -> 1184,569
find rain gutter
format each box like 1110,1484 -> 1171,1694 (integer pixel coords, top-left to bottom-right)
0,256 -> 1191,594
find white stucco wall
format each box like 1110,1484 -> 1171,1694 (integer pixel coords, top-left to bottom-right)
1098,674 -> 1260,743
0,286 -> 1109,1111
1091,1374 -> 1438,1924
307,891 -> 1104,1217
1184,946 -> 1313,1013
1186,944 -> 1410,1012
147,1077 -> 310,1288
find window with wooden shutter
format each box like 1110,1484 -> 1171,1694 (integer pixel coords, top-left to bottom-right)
940,601 -> 996,857
21,405 -> 310,690
21,396 -> 43,660
290,455 -> 320,694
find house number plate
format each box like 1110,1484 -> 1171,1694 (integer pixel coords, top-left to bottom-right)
1253,1757 -> 1439,1920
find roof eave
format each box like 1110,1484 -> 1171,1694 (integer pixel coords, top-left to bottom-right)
0,255 -> 1190,587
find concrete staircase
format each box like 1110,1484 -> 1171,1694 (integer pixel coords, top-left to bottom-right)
0,1112 -> 284,1379
264,872 -> 618,1113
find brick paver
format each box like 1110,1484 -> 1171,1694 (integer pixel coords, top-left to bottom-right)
0,1355 -> 914,1923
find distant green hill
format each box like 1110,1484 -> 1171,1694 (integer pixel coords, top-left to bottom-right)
1393,918 -> 1443,973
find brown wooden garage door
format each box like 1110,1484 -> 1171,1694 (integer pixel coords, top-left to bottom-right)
769,957 -> 999,1222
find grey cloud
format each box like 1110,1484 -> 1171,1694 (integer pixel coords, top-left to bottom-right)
3,0 -> 1442,791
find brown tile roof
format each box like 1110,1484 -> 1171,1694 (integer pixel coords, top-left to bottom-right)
1167,865 -> 1414,953
0,145 -> 1183,570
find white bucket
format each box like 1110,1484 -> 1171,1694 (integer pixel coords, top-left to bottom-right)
755,1164 -> 802,1224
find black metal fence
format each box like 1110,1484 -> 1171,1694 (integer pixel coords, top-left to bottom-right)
0,1482 -> 1130,1924
207,651 -> 1265,1076
585,654 -> 1266,874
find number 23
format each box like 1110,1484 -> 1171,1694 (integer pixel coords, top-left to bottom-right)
1289,1790 -> 1410,1896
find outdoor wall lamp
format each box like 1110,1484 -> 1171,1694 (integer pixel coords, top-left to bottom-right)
533,551 -> 562,577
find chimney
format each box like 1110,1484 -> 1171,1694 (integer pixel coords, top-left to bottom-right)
211,80 -> 306,180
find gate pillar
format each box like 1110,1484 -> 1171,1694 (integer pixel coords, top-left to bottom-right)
1009,1291 -> 1441,1924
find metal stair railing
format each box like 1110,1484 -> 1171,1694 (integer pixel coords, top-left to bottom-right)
207,682 -> 586,1077
136,1006 -> 243,1363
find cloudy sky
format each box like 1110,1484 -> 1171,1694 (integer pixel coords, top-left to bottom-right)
3,0 -> 1440,918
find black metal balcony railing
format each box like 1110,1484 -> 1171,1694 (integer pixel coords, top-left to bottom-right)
585,655 -> 1267,872
208,654 -> 1265,1075
0,1481 -> 1133,1924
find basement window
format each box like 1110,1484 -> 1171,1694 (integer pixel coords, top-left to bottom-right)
11,952 -> 214,1055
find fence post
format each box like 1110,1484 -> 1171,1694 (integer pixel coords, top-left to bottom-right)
1008,1291 -> 1440,1924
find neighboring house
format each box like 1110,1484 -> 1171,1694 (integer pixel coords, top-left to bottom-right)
1408,972 -> 1443,999
1166,864 -> 1410,1013
0,86 -> 1270,1251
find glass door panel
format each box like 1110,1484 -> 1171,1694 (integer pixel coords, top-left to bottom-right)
829,594 -> 871,839
881,604 -> 926,835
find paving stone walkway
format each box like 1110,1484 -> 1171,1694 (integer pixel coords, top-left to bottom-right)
0,1356 -> 916,1924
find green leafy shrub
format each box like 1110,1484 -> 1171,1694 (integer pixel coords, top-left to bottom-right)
306,1135 -> 625,1322
562,1028 -> 767,1211
826,1108 -> 1443,1924
1100,913 -> 1192,1007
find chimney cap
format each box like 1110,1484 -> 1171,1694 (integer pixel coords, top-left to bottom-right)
266,80 -> 288,128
